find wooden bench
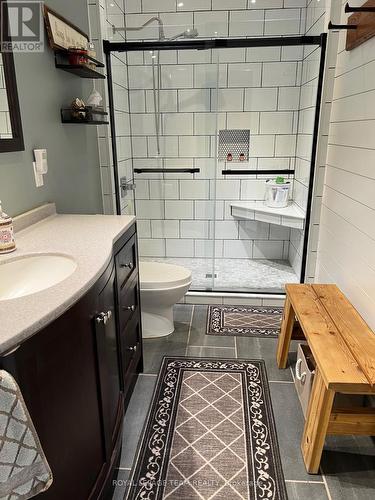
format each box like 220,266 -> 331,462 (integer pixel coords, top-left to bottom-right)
276,284 -> 375,474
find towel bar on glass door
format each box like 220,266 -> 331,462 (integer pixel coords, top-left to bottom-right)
221,169 -> 295,175
134,168 -> 200,173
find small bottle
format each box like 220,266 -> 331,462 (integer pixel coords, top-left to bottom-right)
87,41 -> 96,69
239,153 -> 245,161
0,201 -> 16,254
227,153 -> 233,162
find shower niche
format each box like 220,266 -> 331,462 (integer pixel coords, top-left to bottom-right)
218,129 -> 250,163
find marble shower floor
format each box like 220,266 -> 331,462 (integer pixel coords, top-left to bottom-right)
113,304 -> 375,500
142,257 -> 299,292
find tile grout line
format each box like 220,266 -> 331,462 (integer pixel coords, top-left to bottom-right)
185,305 -> 195,355
189,345 -> 236,350
268,380 -> 294,384
285,479 -> 325,485
320,465 -> 333,500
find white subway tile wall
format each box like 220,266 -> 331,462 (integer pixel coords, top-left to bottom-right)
89,0 -> 332,291
88,0 -> 134,215
125,3 -> 309,264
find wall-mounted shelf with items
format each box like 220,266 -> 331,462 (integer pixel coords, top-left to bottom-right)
328,1 -> 375,50
60,108 -> 109,125
54,50 -> 105,79
345,1 -> 375,50
231,201 -> 306,230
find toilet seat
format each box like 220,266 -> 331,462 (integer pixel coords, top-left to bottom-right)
140,262 -> 192,290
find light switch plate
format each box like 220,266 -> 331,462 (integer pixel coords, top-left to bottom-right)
33,162 -> 44,187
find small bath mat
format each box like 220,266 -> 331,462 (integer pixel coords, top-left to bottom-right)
126,357 -> 287,500
207,304 -> 284,338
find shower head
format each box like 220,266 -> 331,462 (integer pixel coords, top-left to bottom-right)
183,28 -> 199,38
169,28 -> 199,40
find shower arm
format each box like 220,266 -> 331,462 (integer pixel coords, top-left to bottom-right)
112,17 -> 165,40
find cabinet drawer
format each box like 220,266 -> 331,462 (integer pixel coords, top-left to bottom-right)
119,275 -> 139,332
120,313 -> 141,379
115,234 -> 138,289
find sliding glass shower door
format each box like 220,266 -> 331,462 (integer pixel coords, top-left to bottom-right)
114,48 -> 217,290
108,36 -> 324,294
210,43 -> 322,293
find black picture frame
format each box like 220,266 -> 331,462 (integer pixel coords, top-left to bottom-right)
0,0 -> 25,153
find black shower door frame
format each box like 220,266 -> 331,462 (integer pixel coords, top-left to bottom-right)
103,33 -> 327,291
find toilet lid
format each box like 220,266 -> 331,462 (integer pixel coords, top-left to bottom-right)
140,262 -> 192,289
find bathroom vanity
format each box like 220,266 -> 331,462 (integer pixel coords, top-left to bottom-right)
0,211 -> 142,499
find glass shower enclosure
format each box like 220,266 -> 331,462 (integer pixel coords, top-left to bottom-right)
104,34 -> 326,294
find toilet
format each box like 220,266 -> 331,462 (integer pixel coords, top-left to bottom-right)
139,261 -> 192,338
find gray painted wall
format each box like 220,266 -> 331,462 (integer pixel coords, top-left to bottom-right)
0,0 -> 102,217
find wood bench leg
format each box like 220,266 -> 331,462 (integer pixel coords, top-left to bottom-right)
276,297 -> 295,368
301,369 -> 335,474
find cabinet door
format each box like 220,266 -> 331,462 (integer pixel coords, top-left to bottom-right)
1,289 -> 105,500
95,266 -> 122,459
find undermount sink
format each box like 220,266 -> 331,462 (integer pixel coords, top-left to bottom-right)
0,254 -> 77,300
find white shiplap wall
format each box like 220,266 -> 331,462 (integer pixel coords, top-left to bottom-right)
289,0 -> 340,279
316,1 -> 375,329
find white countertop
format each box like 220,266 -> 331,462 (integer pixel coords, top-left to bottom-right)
0,213 -> 135,354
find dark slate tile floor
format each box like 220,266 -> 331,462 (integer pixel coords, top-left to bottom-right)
112,304 -> 375,499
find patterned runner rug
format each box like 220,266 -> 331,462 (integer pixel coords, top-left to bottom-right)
207,305 -> 284,338
126,357 -> 287,500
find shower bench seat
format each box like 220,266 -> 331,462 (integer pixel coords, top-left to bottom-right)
230,201 -> 305,229
276,283 -> 375,474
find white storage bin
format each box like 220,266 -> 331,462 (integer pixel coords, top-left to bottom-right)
264,180 -> 290,208
295,344 -> 316,419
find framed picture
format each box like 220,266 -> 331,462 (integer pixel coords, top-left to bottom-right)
43,5 -> 89,51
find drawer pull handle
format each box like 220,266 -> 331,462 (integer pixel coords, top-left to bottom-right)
121,262 -> 133,270
128,345 -> 137,352
96,310 -> 112,325
123,305 -> 135,312
295,358 -> 306,384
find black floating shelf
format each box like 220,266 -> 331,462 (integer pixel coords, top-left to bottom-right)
61,119 -> 109,124
54,50 -> 105,79
55,64 -> 106,79
61,107 -> 109,125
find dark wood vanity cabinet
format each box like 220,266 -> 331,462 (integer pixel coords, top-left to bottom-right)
0,223 -> 142,500
115,230 -> 143,400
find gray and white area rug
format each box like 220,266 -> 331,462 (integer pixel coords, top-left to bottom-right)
126,357 -> 287,500
207,305 -> 284,338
